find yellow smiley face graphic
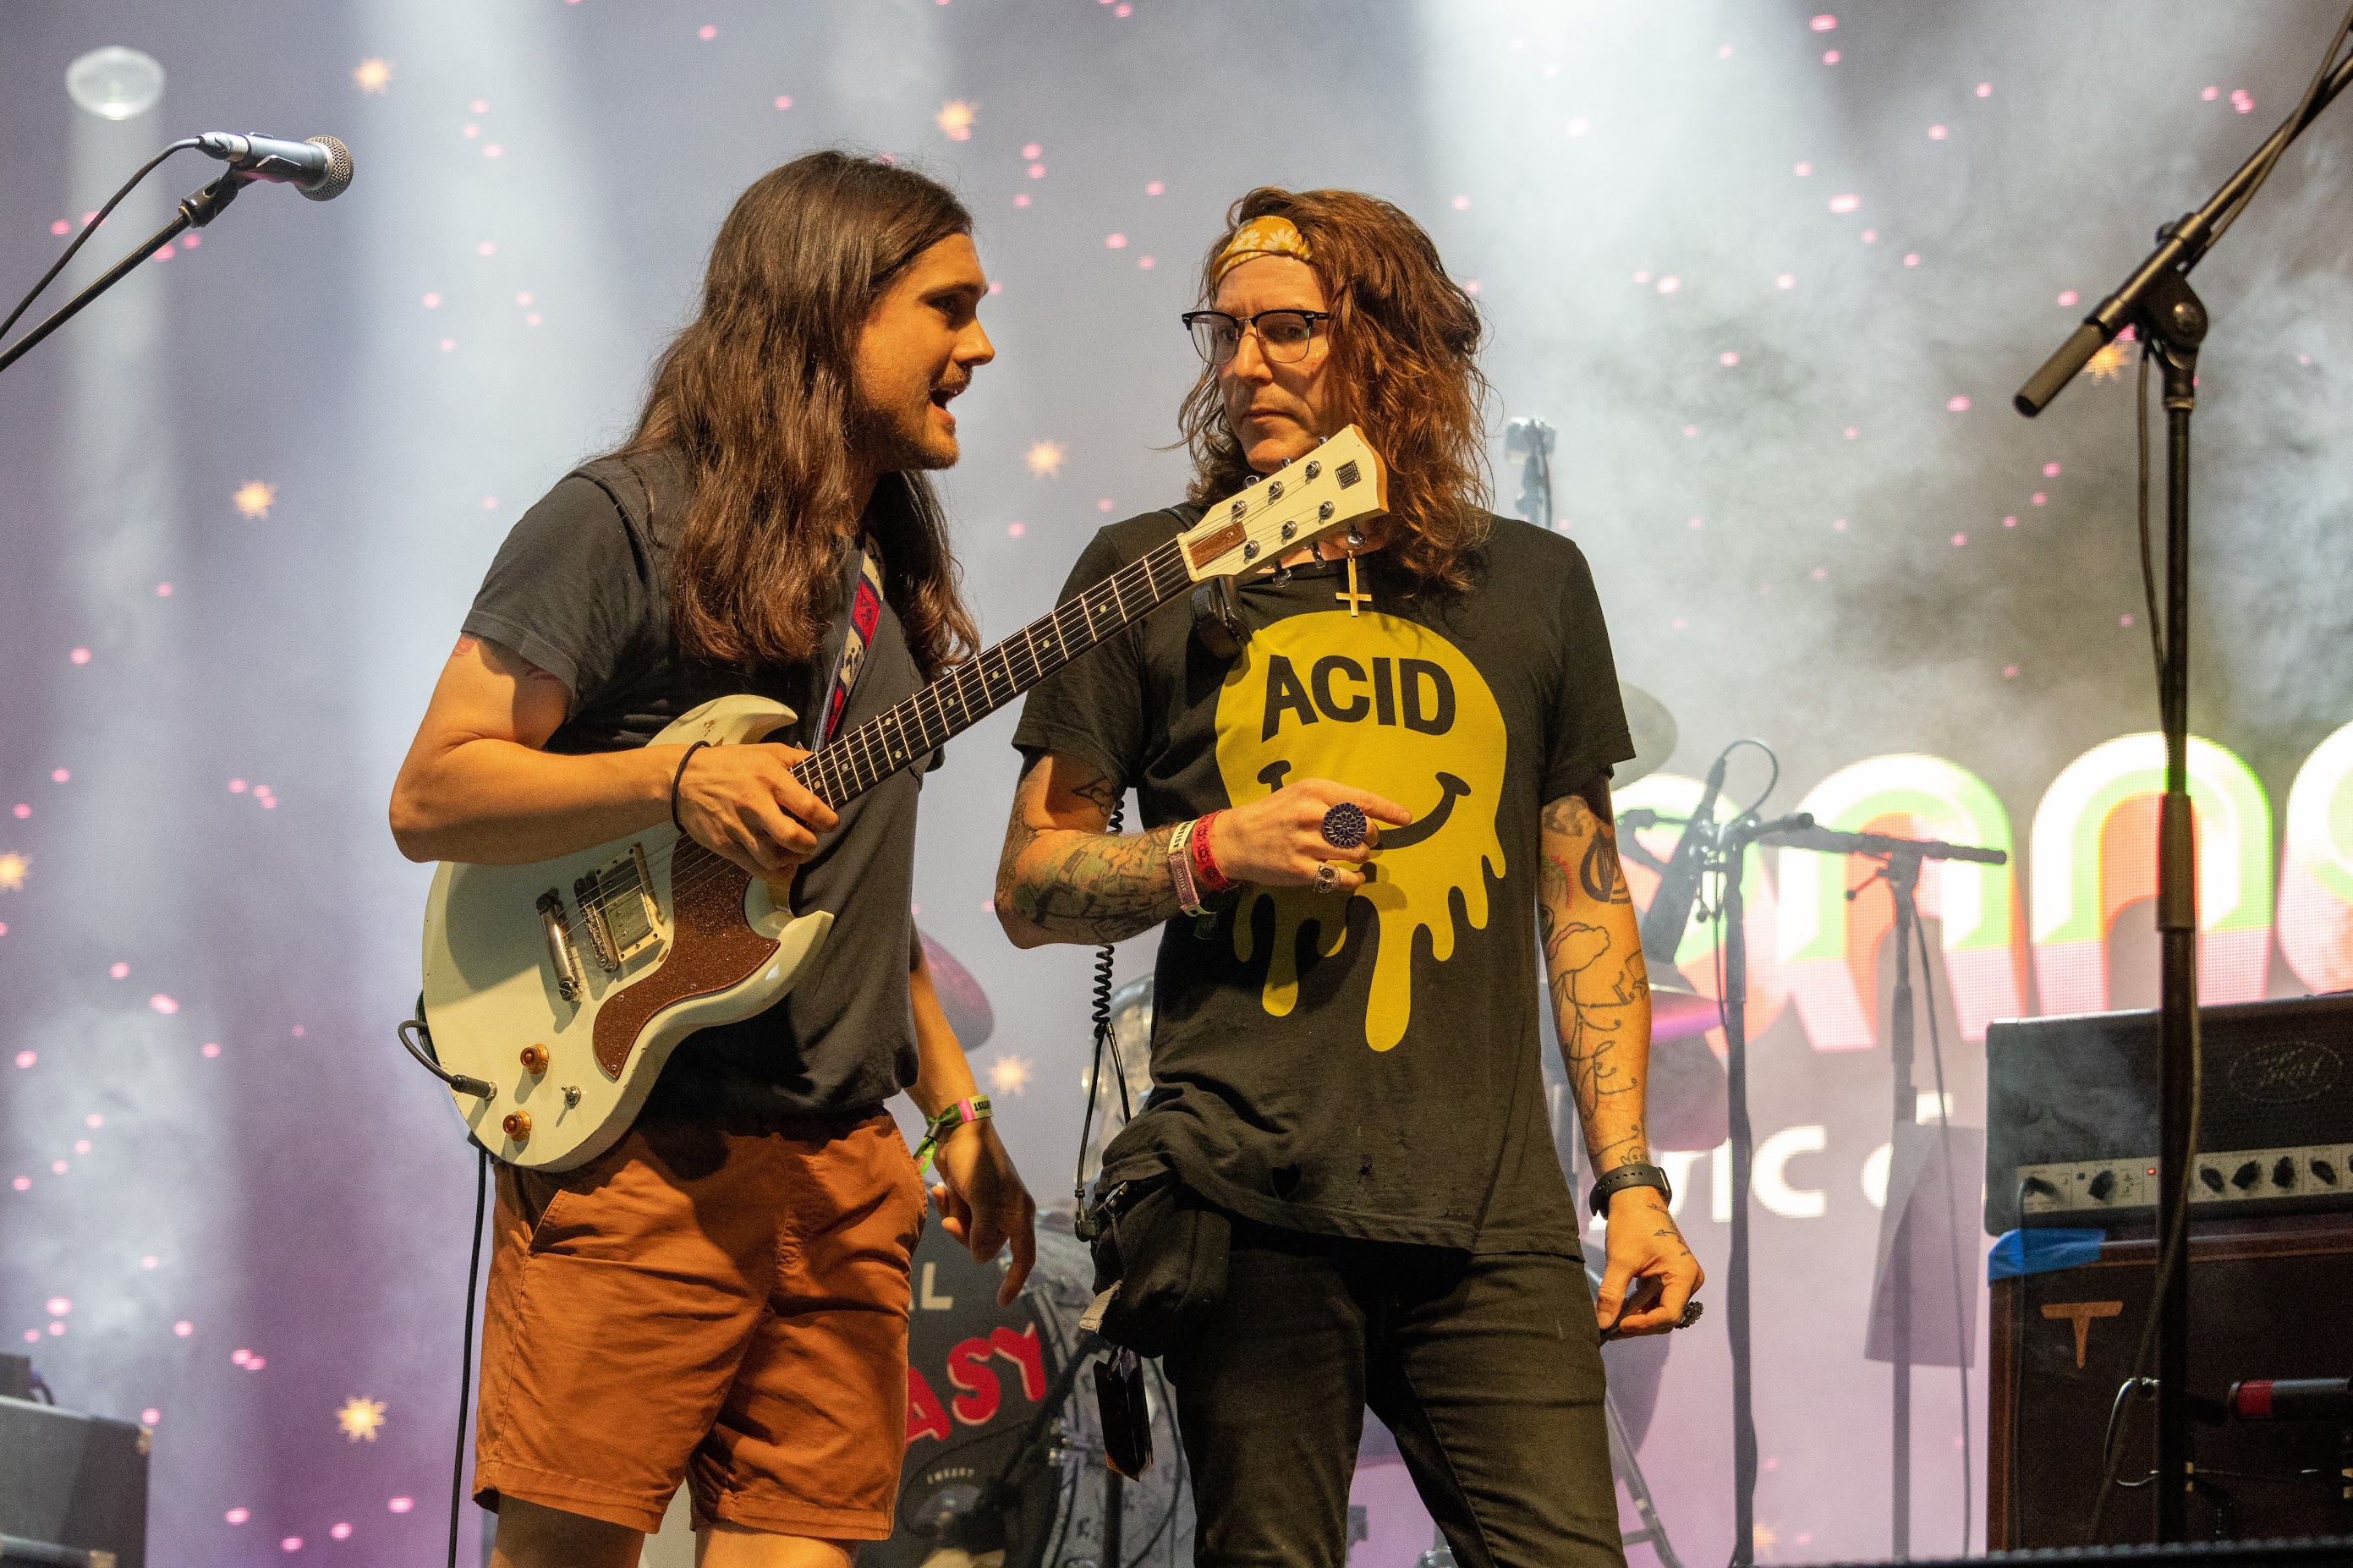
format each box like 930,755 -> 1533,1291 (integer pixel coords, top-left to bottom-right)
1213,610 -> 1509,1050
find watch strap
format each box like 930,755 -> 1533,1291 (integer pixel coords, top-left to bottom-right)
1588,1160 -> 1672,1217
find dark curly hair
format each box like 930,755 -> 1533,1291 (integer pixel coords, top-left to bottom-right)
1177,187 -> 1494,590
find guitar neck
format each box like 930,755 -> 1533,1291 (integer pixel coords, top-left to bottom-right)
793,535 -> 1193,810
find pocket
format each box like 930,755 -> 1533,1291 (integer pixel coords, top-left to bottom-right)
1092,1176 -> 1231,1357
511,1134 -> 636,1256
890,1122 -> 930,1247
502,1165 -> 578,1256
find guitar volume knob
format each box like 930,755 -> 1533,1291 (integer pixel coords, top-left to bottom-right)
502,1111 -> 531,1143
519,1044 -> 549,1074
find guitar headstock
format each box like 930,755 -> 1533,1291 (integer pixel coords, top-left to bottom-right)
1175,425 -> 1389,583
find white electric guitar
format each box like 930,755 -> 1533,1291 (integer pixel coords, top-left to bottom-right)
416,427 -> 1388,1170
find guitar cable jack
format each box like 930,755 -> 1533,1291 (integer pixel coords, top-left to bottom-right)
397,1009 -> 495,1100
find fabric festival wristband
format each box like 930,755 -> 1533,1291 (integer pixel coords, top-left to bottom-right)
670,741 -> 713,833
1168,818 -> 1207,917
913,1094 -> 994,1171
1192,809 -> 1235,894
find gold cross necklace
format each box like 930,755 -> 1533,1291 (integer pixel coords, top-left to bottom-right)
1333,527 -> 1371,617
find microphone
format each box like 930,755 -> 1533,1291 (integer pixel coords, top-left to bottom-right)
1639,752 -> 1726,973
2228,1377 -> 2350,1422
195,132 -> 354,201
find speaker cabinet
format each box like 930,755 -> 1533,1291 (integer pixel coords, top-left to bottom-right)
0,1396 -> 148,1567
1989,1221 -> 2353,1549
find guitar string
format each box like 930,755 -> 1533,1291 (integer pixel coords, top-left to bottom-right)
620,535 -> 1195,917
595,484 -> 1293,915
546,470 -> 1361,945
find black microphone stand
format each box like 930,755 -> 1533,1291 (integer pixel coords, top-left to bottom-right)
1762,822 -> 2006,1560
1708,814 -> 2005,1565
1706,809 -> 1764,1567
2013,41 -> 2353,1541
0,169 -> 250,377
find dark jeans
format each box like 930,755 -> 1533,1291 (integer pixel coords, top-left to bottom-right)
1165,1220 -> 1624,1568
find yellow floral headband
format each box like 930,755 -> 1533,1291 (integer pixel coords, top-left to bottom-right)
1211,215 -> 1313,283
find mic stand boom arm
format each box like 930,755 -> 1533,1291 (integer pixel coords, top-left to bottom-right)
2014,47 -> 2353,417
2013,32 -> 2353,1543
0,170 -> 251,378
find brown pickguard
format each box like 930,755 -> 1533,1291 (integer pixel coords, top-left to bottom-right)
590,853 -> 779,1080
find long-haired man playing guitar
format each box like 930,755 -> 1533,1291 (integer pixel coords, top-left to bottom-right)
392,151 -> 1035,1568
998,189 -> 1699,1565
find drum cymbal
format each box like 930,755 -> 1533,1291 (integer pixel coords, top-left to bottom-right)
1616,682 -> 1678,787
1646,964 -> 1702,998
917,928 -> 994,1050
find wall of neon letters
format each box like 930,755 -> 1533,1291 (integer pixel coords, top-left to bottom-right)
1631,718 -> 2353,1052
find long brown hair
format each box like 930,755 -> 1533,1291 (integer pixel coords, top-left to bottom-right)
619,151 -> 979,676
1178,188 -> 1493,591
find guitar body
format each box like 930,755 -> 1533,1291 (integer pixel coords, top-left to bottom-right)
420,695 -> 834,1171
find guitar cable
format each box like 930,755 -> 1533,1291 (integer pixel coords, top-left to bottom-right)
452,1146 -> 489,1568
1073,803 -> 1134,1230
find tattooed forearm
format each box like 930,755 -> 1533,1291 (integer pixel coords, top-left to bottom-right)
1540,781 -> 1654,1174
995,754 -> 1186,945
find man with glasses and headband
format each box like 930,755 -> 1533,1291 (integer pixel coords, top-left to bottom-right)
996,189 -> 1701,1565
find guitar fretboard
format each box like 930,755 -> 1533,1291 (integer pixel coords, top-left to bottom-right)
793,535 -> 1194,809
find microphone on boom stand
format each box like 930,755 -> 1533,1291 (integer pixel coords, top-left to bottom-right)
1638,751 -> 1725,974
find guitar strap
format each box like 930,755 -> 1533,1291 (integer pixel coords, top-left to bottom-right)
814,539 -> 885,748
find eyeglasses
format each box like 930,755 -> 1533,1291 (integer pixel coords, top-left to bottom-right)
1181,309 -> 1332,366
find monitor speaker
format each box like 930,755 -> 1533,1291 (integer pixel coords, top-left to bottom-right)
0,1395 -> 148,1568
1988,1220 -> 2353,1549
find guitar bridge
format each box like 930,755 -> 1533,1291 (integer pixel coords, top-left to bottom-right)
575,842 -> 664,974
537,891 -> 584,1003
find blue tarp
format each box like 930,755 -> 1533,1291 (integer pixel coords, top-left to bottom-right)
1987,1227 -> 2106,1280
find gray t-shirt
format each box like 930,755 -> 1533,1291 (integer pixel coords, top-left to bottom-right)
461,450 -> 928,1116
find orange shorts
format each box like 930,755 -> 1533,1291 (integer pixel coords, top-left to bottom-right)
471,1107 -> 927,1539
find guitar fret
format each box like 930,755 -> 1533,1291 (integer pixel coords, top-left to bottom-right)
798,526 -> 1215,811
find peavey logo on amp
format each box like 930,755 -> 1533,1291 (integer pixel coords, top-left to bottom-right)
1214,610 -> 1509,1052
2225,1039 -> 2344,1105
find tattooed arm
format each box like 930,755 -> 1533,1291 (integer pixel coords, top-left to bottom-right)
993,751 -> 1182,949
1541,776 -> 1703,1335
994,751 -> 1412,949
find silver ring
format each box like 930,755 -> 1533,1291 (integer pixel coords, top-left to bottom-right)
1312,863 -> 1339,893
1319,802 -> 1368,849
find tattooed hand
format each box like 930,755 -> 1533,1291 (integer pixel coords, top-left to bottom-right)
1593,1185 -> 1705,1338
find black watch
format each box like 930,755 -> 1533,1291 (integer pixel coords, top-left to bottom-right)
1588,1161 -> 1672,1217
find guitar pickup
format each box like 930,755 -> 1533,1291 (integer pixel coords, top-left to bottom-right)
574,842 -> 664,973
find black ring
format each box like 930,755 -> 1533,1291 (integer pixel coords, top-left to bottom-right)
1678,1300 -> 1704,1330
1320,802 -> 1368,849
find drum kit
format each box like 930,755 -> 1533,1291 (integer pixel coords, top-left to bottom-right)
867,1214 -> 1191,1568
880,677 -> 1709,1568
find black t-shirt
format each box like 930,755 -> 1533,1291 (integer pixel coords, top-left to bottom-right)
461,451 -> 929,1116
1012,507 -> 1633,1255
